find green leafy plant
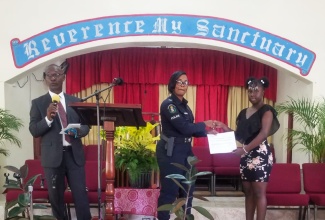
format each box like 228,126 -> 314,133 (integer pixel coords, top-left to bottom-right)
3,165 -> 55,220
0,108 -> 23,156
276,97 -> 325,163
113,122 -> 160,186
157,156 -> 214,220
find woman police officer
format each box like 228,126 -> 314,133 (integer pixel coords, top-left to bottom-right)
156,70 -> 216,220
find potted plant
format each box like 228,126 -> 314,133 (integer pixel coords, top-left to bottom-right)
0,108 -> 23,156
276,97 -> 325,163
157,156 -> 214,220
113,122 -> 160,188
3,164 -> 55,219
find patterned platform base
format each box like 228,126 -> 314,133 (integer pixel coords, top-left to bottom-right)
1,194 -> 325,220
187,197 -> 321,220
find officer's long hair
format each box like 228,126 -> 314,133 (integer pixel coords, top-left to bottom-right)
168,70 -> 186,94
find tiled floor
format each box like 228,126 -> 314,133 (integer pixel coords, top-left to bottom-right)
1,191 -> 325,219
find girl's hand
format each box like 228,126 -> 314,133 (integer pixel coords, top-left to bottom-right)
207,129 -> 218,135
232,147 -> 246,156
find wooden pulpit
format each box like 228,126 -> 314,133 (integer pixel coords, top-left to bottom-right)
70,102 -> 146,220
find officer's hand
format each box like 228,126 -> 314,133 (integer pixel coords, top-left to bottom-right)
214,120 -> 228,130
204,120 -> 215,128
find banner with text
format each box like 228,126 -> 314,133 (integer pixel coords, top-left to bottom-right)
11,14 -> 315,75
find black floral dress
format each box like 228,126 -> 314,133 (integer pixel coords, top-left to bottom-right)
235,104 -> 280,182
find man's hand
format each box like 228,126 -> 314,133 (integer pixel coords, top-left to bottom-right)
47,103 -> 58,120
66,128 -> 80,138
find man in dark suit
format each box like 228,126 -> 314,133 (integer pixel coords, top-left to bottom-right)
29,62 -> 91,220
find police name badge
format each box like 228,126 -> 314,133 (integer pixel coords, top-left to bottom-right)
168,104 -> 177,113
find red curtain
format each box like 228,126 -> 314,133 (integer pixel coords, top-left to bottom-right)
113,83 -> 159,122
194,85 -> 229,147
66,47 -> 277,102
65,47 -> 277,141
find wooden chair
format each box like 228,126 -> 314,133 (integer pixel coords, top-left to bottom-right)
6,159 -> 49,200
64,160 -> 106,220
212,152 -> 241,192
5,159 -> 49,218
84,144 -> 106,161
302,163 -> 325,220
192,146 -> 215,195
266,163 -> 309,220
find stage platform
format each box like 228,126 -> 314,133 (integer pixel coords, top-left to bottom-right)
1,192 -> 325,220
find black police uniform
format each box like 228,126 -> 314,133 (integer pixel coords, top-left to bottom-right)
156,93 -> 207,220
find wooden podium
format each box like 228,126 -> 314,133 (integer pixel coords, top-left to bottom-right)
70,102 -> 146,220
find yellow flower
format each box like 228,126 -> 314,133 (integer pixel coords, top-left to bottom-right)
114,122 -> 160,153
113,122 -> 160,184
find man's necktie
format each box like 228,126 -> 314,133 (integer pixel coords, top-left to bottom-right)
58,100 -> 70,143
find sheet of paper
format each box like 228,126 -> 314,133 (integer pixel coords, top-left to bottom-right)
59,123 -> 81,134
207,131 -> 237,154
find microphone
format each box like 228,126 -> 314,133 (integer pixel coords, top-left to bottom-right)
52,94 -> 60,103
112,77 -> 123,86
80,77 -> 124,102
51,94 -> 60,118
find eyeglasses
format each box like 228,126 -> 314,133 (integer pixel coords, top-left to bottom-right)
176,80 -> 189,86
45,73 -> 65,79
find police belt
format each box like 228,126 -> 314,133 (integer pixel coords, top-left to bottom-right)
160,133 -> 192,156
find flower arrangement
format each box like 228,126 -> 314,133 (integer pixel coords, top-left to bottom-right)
114,122 -> 160,186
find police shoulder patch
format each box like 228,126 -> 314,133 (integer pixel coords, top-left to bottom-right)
167,104 -> 177,113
